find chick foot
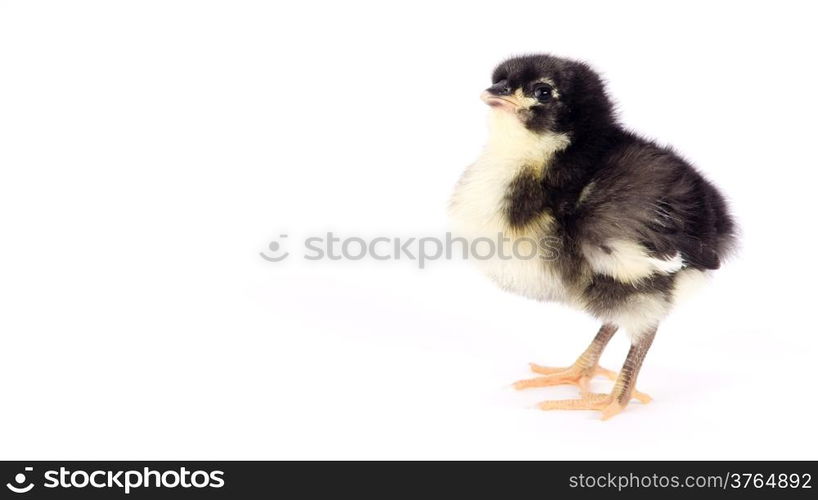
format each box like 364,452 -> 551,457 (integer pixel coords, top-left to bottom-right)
514,362 -> 651,403
532,328 -> 659,420
537,392 -> 625,420
513,363 -> 603,392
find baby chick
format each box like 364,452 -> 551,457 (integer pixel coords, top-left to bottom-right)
449,55 -> 735,419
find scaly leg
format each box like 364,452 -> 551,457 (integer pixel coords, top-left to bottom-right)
537,326 -> 657,420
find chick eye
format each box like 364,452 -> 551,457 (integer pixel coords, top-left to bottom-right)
533,84 -> 553,102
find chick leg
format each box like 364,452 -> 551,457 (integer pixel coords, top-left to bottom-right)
537,327 -> 657,420
513,323 -> 618,392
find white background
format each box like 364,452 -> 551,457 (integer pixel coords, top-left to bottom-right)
1,0 -> 816,459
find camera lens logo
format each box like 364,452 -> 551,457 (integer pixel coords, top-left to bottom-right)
6,467 -> 35,494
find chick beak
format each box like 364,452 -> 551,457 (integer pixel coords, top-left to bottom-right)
481,90 -> 520,113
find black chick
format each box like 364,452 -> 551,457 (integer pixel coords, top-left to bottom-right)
449,54 -> 736,419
